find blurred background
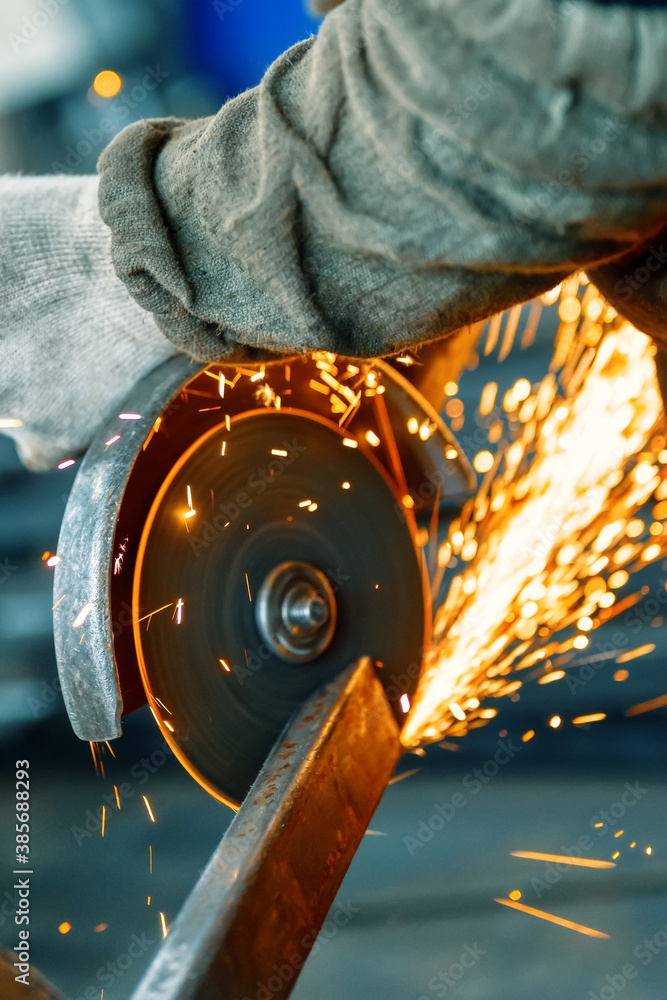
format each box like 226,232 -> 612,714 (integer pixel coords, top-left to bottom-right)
0,2 -> 666,999
0,0 -> 321,174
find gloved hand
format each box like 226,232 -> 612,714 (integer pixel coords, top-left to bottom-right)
4,0 -> 667,472
590,229 -> 667,348
0,174 -> 176,470
590,227 -> 667,407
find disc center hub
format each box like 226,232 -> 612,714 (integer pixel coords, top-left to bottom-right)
256,561 -> 337,663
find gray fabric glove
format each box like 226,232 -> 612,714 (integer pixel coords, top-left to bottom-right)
3,0 -> 667,472
590,229 -> 667,347
590,228 -> 667,407
0,174 -> 176,470
98,0 -> 667,361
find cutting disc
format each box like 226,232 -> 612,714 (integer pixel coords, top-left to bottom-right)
133,408 -> 427,807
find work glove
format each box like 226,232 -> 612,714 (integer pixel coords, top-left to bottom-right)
0,175 -> 176,470
3,0 -> 667,469
591,232 -> 667,348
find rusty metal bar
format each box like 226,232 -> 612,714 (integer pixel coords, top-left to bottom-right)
130,657 -> 402,1000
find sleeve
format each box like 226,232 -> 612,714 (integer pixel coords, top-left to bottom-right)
97,0 -> 667,362
0,175 -> 176,471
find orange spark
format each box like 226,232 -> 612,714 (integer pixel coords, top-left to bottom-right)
387,768 -> 420,786
494,898 -> 609,938
510,851 -> 615,869
626,692 -> 667,717
538,671 -> 565,685
403,319 -> 662,747
616,643 -> 656,664
142,796 -> 156,823
134,602 -> 174,625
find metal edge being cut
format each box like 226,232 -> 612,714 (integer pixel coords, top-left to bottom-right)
375,359 -> 477,493
53,355 -> 205,742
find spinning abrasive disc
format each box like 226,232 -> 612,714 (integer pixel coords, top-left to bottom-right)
133,409 -> 427,806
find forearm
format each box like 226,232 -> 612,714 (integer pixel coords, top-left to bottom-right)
98,0 -> 667,361
0,175 -> 176,470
